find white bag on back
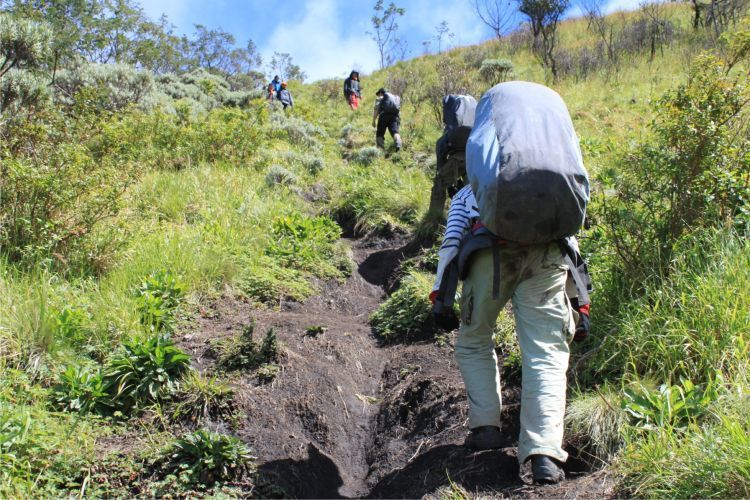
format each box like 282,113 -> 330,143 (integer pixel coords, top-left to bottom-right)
466,81 -> 589,243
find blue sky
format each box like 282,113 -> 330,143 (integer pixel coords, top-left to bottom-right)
141,0 -> 642,82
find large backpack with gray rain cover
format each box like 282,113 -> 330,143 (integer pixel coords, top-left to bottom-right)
442,94 -> 477,131
381,92 -> 401,114
466,81 -> 589,243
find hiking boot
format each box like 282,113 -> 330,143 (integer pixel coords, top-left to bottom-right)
531,455 -> 565,485
463,426 -> 504,450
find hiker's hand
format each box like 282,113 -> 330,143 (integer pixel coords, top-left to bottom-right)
433,309 -> 459,332
574,305 -> 590,342
429,290 -> 438,305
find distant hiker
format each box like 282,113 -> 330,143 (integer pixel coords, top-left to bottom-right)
372,88 -> 402,151
430,82 -> 592,485
426,94 -> 477,226
268,75 -> 282,100
344,70 -> 362,110
278,81 -> 294,110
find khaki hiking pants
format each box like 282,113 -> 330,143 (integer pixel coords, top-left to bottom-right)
456,243 -> 574,464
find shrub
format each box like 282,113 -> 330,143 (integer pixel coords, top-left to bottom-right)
351,146 -> 381,166
370,271 -> 434,343
265,213 -> 350,279
105,334 -> 191,412
134,270 -> 185,333
163,429 -> 254,487
599,52 -> 750,284
478,58 -> 515,85
54,63 -> 155,112
264,164 -> 297,187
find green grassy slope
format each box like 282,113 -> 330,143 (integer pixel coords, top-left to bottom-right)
1,3 -> 749,496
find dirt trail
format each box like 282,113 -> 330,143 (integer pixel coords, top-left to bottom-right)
180,236 -> 614,499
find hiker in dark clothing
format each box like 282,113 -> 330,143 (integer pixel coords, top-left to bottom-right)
268,75 -> 281,100
426,94 -> 477,225
372,87 -> 402,151
277,81 -> 294,110
343,70 -> 362,110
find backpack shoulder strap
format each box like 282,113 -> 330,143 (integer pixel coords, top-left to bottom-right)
557,239 -> 593,306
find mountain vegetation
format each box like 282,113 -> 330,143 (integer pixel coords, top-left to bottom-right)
0,0 -> 749,497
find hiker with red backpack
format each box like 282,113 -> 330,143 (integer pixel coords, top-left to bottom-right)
429,82 -> 592,485
343,70 -> 362,110
372,88 -> 402,151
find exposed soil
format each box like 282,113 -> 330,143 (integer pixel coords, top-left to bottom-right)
178,236 -> 615,499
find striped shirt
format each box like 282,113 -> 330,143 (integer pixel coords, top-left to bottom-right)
432,184 -> 479,292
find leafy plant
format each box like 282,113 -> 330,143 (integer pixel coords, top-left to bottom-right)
622,376 -> 722,431
216,322 -> 281,372
256,363 -> 280,384
304,325 -> 327,337
265,213 -> 349,279
164,429 -> 254,487
105,334 -> 191,412
171,372 -> 237,424
52,364 -> 108,414
53,306 -> 90,347
370,271 -> 434,343
134,270 -> 185,333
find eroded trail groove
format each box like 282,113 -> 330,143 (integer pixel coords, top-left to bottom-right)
181,237 -> 613,498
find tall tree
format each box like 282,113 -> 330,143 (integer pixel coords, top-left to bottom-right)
368,0 -> 405,69
434,20 -> 453,53
473,0 -> 517,38
268,51 -> 305,83
518,0 -> 569,81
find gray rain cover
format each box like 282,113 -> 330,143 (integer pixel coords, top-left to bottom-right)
443,94 -> 477,130
466,81 -> 589,243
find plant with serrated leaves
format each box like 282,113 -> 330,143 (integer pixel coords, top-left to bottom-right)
216,322 -> 280,372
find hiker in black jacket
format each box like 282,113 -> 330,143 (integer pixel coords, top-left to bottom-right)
372,87 -> 402,151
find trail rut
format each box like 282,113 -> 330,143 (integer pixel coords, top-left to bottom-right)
179,236 -> 614,499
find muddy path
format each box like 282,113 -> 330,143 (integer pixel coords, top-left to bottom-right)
179,236 -> 614,499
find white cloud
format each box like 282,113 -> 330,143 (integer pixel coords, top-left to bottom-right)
603,0 -> 644,14
261,0 -> 380,82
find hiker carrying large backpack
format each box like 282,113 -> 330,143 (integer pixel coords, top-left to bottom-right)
429,81 -> 591,485
426,94 -> 477,225
372,87 -> 402,151
343,70 -> 362,110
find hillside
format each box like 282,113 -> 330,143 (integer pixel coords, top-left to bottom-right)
1,2 -> 750,498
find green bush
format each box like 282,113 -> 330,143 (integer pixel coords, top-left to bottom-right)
600,52 -> 750,284
105,334 -> 191,412
163,429 -> 254,487
134,270 -> 185,333
266,213 -> 350,280
479,58 -> 515,85
370,271 -> 434,343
